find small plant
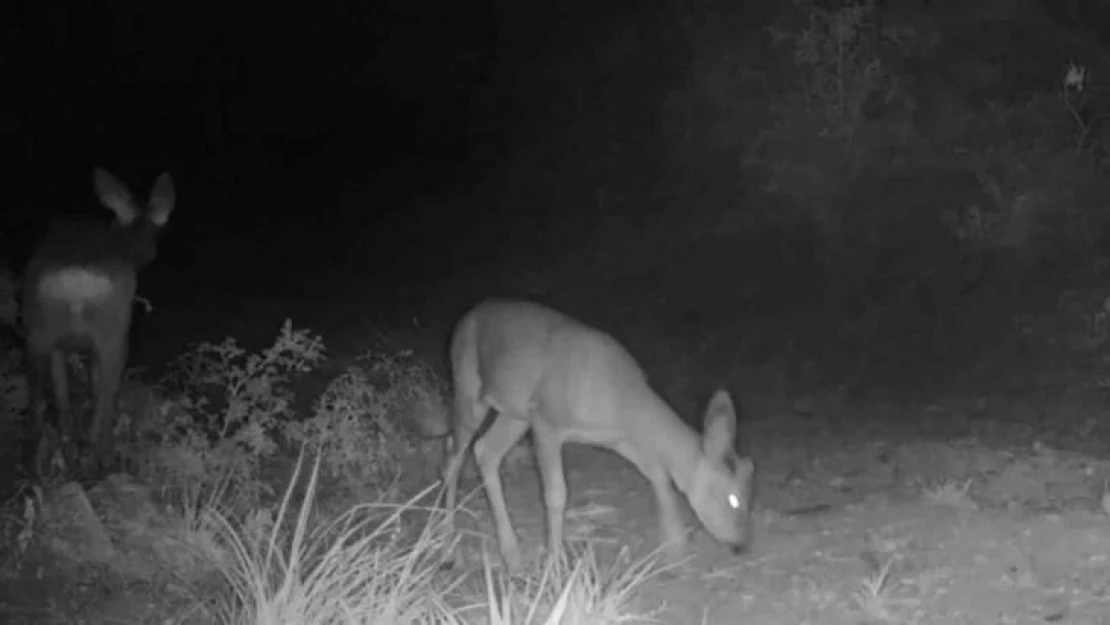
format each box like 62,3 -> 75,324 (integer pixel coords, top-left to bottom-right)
285,349 -> 449,500
852,555 -> 898,622
0,487 -> 40,582
287,366 -> 413,501
1059,61 -> 1110,158
474,545 -> 667,625
134,321 -> 325,513
922,478 -> 978,510
1084,296 -> 1110,348
200,451 -> 460,625
357,348 -> 450,439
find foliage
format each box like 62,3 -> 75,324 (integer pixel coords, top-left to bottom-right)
130,320 -> 325,513
200,452 -> 664,625
202,453 -> 458,625
285,349 -> 449,501
634,0 -> 1110,388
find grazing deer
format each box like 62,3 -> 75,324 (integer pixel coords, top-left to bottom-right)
442,299 -> 754,572
21,168 -> 176,472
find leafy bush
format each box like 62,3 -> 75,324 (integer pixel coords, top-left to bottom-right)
285,349 -> 450,501
132,321 -> 325,513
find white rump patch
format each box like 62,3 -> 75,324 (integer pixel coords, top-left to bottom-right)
38,269 -> 117,304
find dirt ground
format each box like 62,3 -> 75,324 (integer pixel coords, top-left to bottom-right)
446,394 -> 1110,624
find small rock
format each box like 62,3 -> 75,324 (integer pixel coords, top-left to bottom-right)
88,473 -> 161,528
41,482 -> 118,569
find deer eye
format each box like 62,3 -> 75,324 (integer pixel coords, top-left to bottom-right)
727,493 -> 741,510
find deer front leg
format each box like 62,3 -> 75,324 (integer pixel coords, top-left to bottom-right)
645,465 -> 688,563
531,423 -> 568,564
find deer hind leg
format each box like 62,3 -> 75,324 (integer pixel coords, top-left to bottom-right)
530,420 -> 568,563
90,334 -> 127,471
48,349 -> 82,472
438,399 -> 476,570
442,396 -> 487,518
473,411 -> 530,573
23,346 -> 54,474
49,351 -> 70,437
46,350 -> 80,467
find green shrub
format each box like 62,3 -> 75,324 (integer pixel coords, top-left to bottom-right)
132,321 -> 325,513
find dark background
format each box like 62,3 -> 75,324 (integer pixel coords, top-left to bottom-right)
5,0 -> 1110,414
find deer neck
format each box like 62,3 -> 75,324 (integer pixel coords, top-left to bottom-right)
638,392 -> 704,496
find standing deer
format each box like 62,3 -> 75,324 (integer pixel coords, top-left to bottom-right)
442,299 -> 754,572
21,168 -> 176,473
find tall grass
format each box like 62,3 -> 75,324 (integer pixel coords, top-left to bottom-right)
200,452 -> 669,624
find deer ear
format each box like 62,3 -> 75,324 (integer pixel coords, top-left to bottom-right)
93,168 -> 138,225
702,389 -> 737,460
147,173 -> 176,226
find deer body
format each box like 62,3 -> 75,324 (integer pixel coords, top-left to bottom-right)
22,168 -> 175,472
442,299 -> 754,572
